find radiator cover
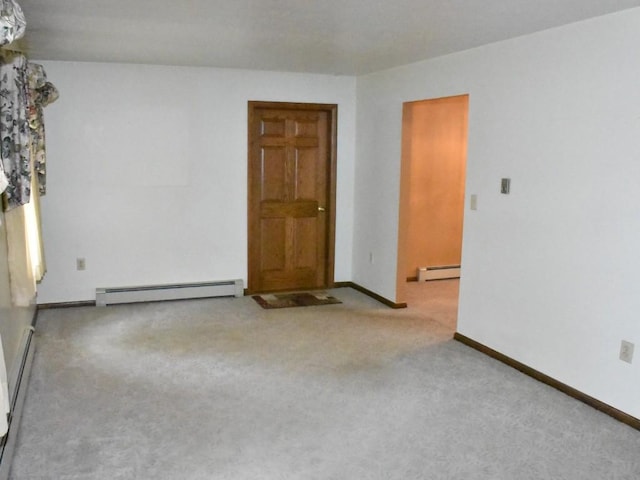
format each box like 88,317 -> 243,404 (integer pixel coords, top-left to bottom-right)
0,326 -> 35,480
96,279 -> 244,307
417,265 -> 461,281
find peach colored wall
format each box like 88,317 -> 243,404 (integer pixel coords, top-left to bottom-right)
402,95 -> 468,279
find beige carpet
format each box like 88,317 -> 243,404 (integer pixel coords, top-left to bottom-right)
9,281 -> 640,479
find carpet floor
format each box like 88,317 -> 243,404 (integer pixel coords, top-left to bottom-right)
9,281 -> 640,479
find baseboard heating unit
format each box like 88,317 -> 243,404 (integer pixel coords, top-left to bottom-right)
96,279 -> 244,307
417,265 -> 461,281
0,326 -> 36,480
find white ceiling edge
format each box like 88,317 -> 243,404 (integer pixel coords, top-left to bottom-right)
13,1 -> 640,75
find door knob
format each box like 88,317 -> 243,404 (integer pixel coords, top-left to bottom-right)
318,206 -> 325,212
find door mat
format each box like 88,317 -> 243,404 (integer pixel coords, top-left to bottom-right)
252,292 -> 341,309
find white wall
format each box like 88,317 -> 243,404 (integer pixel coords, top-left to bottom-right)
36,62 -> 356,303
354,9 -> 640,418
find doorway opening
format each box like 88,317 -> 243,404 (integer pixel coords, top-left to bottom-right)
396,95 -> 469,327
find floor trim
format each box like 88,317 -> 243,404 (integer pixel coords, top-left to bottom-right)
454,332 -> 640,431
334,282 -> 407,309
0,312 -> 37,480
37,300 -> 97,310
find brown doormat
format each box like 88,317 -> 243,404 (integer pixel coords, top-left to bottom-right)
252,292 -> 341,309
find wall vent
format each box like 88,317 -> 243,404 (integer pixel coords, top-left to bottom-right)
96,279 -> 243,307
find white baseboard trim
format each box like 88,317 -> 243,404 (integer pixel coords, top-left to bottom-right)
0,326 -> 36,479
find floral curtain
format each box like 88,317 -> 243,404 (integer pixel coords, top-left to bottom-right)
27,62 -> 58,196
0,50 -> 58,303
0,0 -> 26,196
0,0 -> 25,47
25,62 -> 57,282
0,49 -> 30,209
1,52 -> 59,208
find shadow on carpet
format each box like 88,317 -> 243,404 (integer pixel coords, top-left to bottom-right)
252,292 -> 341,309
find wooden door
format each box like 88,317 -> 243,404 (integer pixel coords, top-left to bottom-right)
248,102 -> 336,293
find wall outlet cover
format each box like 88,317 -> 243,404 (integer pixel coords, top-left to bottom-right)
619,340 -> 634,364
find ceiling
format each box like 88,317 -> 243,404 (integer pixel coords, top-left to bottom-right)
14,0 -> 640,75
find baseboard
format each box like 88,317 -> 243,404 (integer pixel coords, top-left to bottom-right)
333,282 -> 407,309
0,312 -> 37,479
454,332 -> 640,431
37,300 -> 96,310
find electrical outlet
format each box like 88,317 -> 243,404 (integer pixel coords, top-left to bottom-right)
470,194 -> 478,210
76,258 -> 86,271
619,340 -> 634,364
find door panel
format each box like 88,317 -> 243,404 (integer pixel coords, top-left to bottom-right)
260,218 -> 286,271
295,148 -> 319,200
295,218 -> 317,269
261,147 -> 287,201
248,102 -> 336,293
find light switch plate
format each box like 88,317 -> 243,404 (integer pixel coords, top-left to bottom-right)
501,178 -> 511,194
620,340 -> 634,364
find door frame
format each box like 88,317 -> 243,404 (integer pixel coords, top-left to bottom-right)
247,101 -> 338,294
396,94 -> 469,305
